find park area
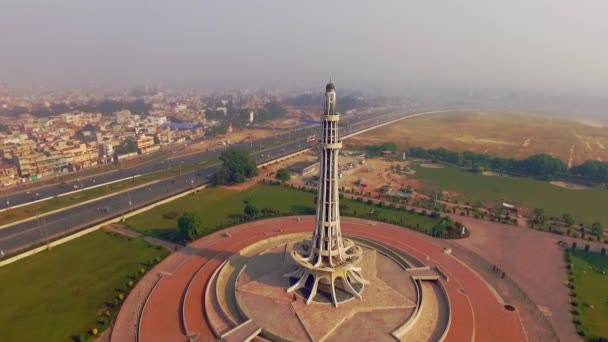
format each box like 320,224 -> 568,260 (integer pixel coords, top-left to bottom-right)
411,164 -> 608,226
0,231 -> 168,342
569,250 -> 608,340
348,110 -> 608,166
125,182 -> 441,242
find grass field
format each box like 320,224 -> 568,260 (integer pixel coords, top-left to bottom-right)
348,110 -> 608,165
0,231 -> 168,342
412,165 -> 608,225
570,250 -> 608,340
125,183 -> 439,240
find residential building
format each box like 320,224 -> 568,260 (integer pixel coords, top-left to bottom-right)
0,162 -> 18,186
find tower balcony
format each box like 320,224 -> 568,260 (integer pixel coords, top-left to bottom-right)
321,114 -> 340,121
320,141 -> 342,149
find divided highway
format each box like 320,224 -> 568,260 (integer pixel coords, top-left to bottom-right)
0,107 -> 458,256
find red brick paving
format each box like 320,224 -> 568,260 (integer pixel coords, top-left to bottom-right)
448,215 -> 587,342
114,216 -> 527,342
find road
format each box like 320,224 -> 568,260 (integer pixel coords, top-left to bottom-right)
0,106 -> 464,256
0,107 -> 401,210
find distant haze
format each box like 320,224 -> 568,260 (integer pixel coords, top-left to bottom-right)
1,0 -> 607,92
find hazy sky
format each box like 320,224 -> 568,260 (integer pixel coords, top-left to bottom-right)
1,0 -> 607,92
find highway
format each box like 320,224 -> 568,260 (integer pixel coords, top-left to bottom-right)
0,106 -> 452,256
0,107 -> 401,210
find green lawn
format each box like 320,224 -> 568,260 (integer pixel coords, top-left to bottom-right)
126,183 -> 439,240
0,231 -> 168,342
570,250 -> 608,340
412,165 -> 608,225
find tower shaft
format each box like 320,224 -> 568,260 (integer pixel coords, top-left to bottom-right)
286,82 -> 367,307
311,85 -> 345,266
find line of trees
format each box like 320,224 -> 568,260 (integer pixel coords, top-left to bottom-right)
570,160 -> 608,182
362,141 -> 398,157
408,146 -> 575,179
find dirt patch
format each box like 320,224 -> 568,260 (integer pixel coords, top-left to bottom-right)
420,163 -> 444,169
549,181 -> 591,191
482,171 -> 500,177
218,177 -> 262,191
347,110 -> 608,166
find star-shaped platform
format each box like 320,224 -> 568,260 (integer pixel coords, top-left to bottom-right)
235,244 -> 417,341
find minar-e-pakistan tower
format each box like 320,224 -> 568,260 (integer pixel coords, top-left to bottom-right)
286,82 -> 368,307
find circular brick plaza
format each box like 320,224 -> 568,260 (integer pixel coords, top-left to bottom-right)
112,216 -> 527,342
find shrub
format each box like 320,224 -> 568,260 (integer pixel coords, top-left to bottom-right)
118,293 -> 124,301
91,328 -> 98,336
127,280 -> 134,287
139,268 -> 145,274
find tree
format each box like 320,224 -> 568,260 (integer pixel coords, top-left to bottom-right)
114,136 -> 138,156
432,217 -> 453,237
472,163 -> 484,174
276,168 -> 290,182
256,101 -> 286,122
214,147 -> 258,185
177,212 -> 201,241
532,208 -> 546,224
244,204 -> 258,219
591,222 -> 604,237
562,213 -> 575,226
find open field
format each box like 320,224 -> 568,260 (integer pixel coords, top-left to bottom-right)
570,250 -> 608,340
348,110 -> 608,165
0,230 -> 168,342
412,165 -> 608,226
125,183 -> 439,241
0,159 -> 218,227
